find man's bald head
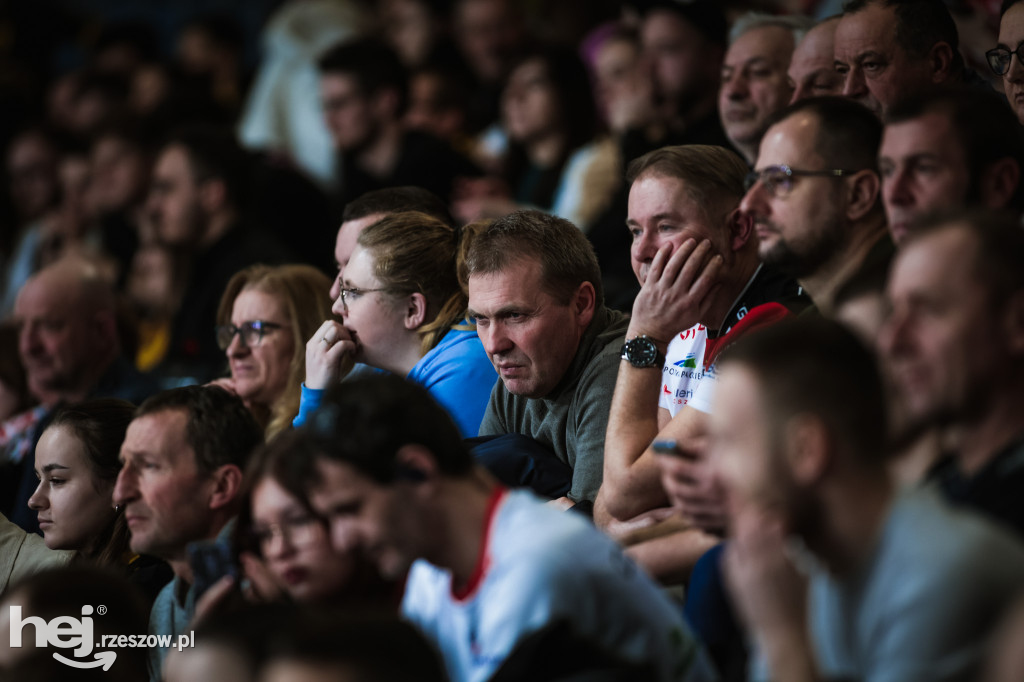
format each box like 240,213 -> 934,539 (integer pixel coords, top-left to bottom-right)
14,259 -> 120,402
788,17 -> 843,103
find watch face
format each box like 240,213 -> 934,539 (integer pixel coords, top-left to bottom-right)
626,337 -> 658,367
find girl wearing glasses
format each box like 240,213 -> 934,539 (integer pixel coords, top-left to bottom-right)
301,212 -> 496,437
214,265 -> 335,438
233,433 -> 363,605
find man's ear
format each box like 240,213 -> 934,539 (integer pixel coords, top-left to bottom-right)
980,158 -> 1021,210
572,281 -> 596,329
208,464 -> 244,511
845,170 -> 881,222
727,208 -> 755,252
927,42 -> 955,83
198,177 -> 227,214
404,292 -> 429,330
784,415 -> 831,486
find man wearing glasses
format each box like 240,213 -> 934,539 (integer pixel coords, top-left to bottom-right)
740,96 -> 893,316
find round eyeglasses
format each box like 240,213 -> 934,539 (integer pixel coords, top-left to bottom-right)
215,320 -> 285,350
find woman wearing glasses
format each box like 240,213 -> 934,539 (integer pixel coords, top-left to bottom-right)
990,1 -> 1024,124
300,212 -> 496,437
215,264 -> 335,438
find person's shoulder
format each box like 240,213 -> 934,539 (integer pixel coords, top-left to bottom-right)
577,309 -> 629,377
437,327 -> 483,351
491,491 -> 615,566
596,307 -> 630,338
583,308 -> 630,363
0,512 -> 74,591
874,487 -> 1024,596
404,558 -> 449,596
149,578 -> 180,628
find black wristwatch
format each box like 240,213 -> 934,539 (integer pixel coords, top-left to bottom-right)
620,335 -> 664,368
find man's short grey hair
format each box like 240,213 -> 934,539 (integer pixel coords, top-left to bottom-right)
728,12 -> 816,46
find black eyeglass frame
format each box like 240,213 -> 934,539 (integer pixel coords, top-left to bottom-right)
215,320 -> 285,350
986,45 -> 1024,76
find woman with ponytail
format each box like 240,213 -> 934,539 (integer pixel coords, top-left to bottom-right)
300,212 -> 496,436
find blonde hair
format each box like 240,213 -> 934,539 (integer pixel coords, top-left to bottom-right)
357,211 -> 479,355
217,264 -> 335,438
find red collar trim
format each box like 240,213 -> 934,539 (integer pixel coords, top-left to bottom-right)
451,486 -> 507,602
704,302 -> 793,369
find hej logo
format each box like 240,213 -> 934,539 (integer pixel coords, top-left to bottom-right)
9,604 -> 115,670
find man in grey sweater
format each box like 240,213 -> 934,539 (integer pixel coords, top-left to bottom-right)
467,210 -> 629,511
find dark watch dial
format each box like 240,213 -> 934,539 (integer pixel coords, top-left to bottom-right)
621,336 -> 661,368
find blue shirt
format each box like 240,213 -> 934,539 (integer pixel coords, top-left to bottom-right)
407,327 -> 496,437
294,328 -> 495,437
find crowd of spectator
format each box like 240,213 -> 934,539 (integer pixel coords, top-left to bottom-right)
4,0 -> 1024,681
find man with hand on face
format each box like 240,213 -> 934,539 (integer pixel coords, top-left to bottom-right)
113,386 -> 262,681
299,374 -> 717,682
713,318 -> 1024,682
595,145 -> 806,584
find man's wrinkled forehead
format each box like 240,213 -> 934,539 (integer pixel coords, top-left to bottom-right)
835,5 -> 901,60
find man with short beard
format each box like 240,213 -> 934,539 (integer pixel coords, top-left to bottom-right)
740,97 -> 893,315
713,319 -> 1024,682
880,211 -> 1024,539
